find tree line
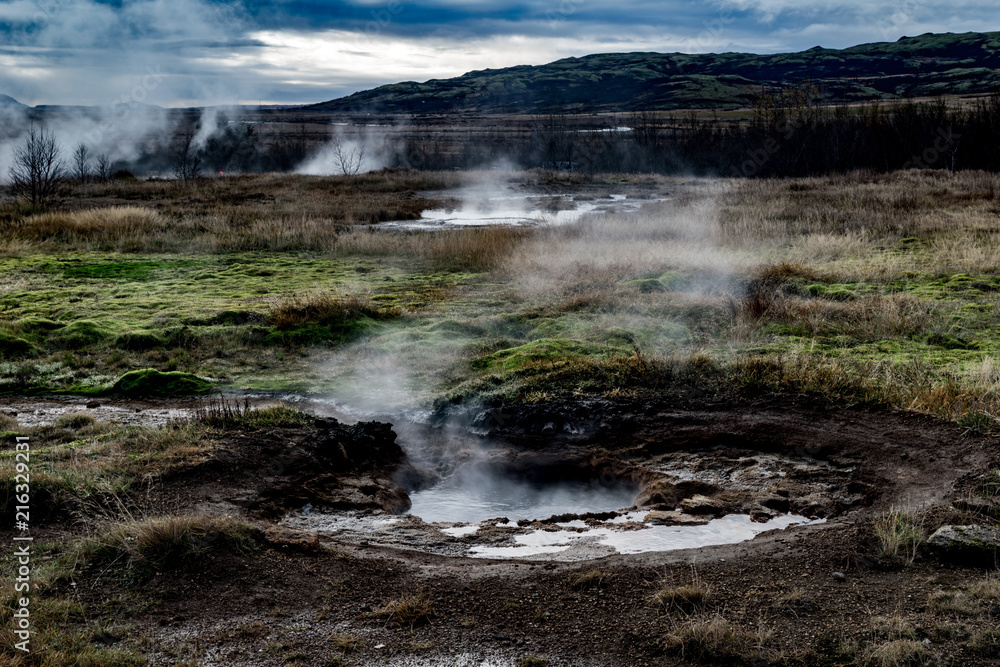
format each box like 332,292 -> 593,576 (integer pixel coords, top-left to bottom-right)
5,93 -> 999,206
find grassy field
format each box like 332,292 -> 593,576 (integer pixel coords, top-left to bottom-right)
3,168 -> 1000,425
2,168 -> 1000,665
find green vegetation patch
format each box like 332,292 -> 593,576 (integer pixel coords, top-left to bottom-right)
473,338 -> 629,373
49,320 -> 114,349
61,258 -> 202,281
110,369 -> 213,396
198,402 -> 315,429
0,330 -> 37,358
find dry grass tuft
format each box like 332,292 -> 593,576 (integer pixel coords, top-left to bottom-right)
568,568 -> 607,590
654,573 -> 711,614
929,577 -> 1000,617
873,508 -> 925,565
373,591 -> 434,628
663,615 -> 773,663
517,656 -> 550,667
266,293 -> 399,329
861,639 -> 936,667
330,634 -> 359,653
871,615 -> 919,641
87,515 -> 257,573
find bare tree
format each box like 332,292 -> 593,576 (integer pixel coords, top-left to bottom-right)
72,143 -> 91,182
171,131 -> 202,181
331,136 -> 365,175
9,126 -> 64,205
95,153 -> 113,182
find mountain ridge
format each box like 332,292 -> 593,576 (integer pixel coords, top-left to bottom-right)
304,31 -> 1000,114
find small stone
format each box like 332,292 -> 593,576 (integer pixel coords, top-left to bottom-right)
900,452 -> 909,460
832,571 -> 847,582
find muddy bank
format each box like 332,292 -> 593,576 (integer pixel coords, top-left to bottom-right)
147,393 -> 989,565
50,392 -> 1000,666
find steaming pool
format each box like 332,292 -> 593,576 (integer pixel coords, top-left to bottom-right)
406,475 -> 640,524
376,192 -> 668,231
285,467 -> 824,561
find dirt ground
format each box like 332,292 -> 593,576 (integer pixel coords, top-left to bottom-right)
64,394 -> 1000,665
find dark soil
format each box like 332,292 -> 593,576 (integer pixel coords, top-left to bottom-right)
65,394 -> 1000,664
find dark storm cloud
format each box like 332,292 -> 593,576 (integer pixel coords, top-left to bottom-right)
0,0 -> 996,106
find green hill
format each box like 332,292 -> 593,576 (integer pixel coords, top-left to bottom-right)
305,31 -> 1000,114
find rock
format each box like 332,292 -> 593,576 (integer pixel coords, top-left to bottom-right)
926,524 -> 1000,565
633,478 -> 678,509
375,483 -> 412,514
750,508 -> 778,523
759,493 -> 791,513
679,494 -> 727,516
644,510 -> 709,526
832,571 -> 846,582
264,525 -> 320,553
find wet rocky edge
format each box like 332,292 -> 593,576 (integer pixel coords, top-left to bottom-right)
28,393 -> 1000,666
148,393 -> 989,562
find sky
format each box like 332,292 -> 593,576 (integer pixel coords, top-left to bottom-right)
0,0 -> 996,107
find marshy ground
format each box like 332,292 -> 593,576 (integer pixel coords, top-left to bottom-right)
2,169 -> 1000,665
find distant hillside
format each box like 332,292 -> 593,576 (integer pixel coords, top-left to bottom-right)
305,31 -> 1000,114
0,95 -> 26,108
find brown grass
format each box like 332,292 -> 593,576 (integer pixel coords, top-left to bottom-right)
568,568 -> 607,590
663,615 -> 773,663
0,172 -> 533,270
654,583 -> 711,614
266,293 -> 399,329
88,515 -> 257,572
861,639 -> 936,667
373,591 -> 434,628
873,508 -> 926,565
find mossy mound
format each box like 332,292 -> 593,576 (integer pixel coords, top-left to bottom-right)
115,331 -> 164,351
14,317 -> 64,335
626,278 -> 667,293
473,338 -> 628,373
0,331 -> 37,359
926,333 -> 980,350
109,369 -> 213,397
50,320 -> 113,349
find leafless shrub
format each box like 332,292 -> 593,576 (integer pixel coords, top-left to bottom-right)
9,125 -> 64,205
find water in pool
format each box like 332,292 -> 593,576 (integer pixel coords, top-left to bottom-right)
406,475 -> 638,524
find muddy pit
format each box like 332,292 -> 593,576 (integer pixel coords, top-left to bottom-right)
15,394 -> 981,565
275,410 -> 851,562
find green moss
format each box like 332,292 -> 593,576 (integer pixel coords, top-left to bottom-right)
109,369 -> 213,396
61,258 -> 202,281
114,331 -> 164,351
473,338 -> 629,373
626,278 -> 667,293
14,317 -> 63,337
926,333 -> 980,350
806,283 -> 857,301
0,330 -> 37,358
50,320 -> 114,349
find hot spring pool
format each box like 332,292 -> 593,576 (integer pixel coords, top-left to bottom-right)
406,476 -> 639,524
